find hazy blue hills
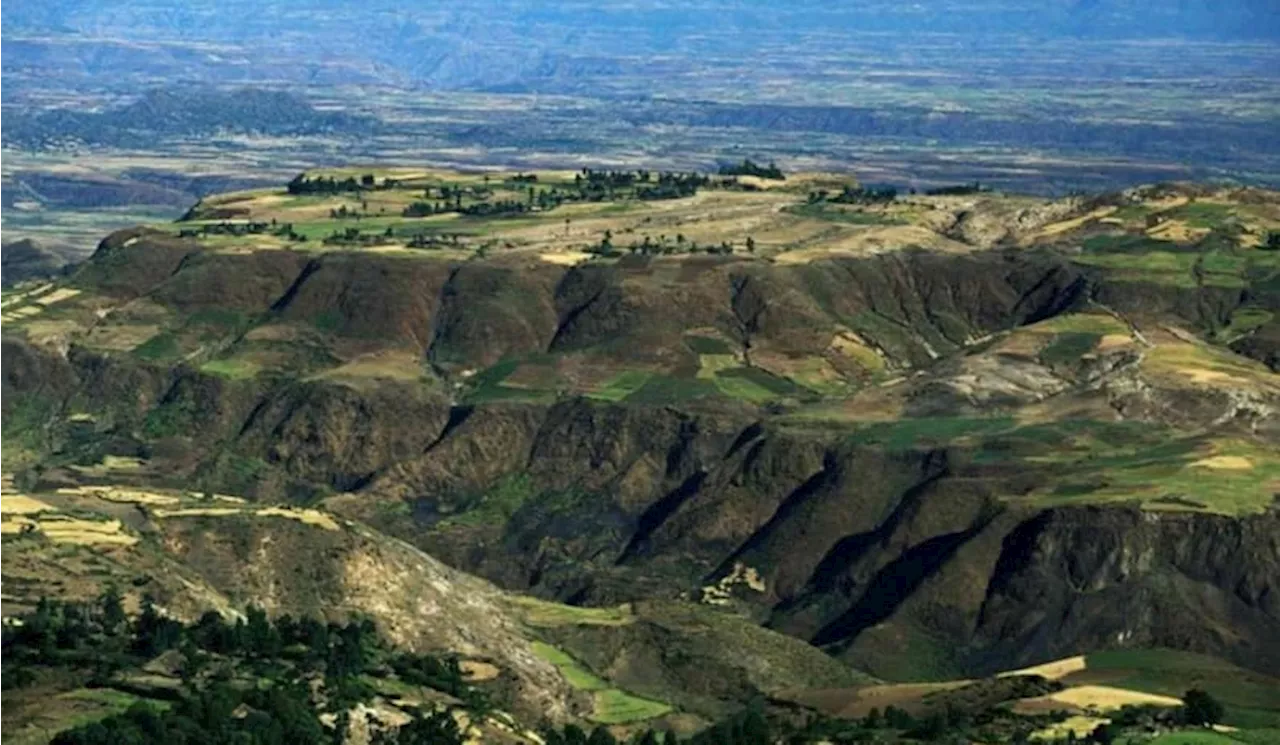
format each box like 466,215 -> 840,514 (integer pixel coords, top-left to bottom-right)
5,0 -> 1280,43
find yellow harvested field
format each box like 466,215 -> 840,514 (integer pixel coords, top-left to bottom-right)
1014,685 -> 1182,713
5,515 -> 139,546
1146,196 -> 1191,211
22,319 -> 85,345
0,307 -> 43,323
1000,655 -> 1087,680
1023,206 -> 1118,242
827,330 -> 888,372
1096,333 -> 1136,351
1147,219 -> 1211,243
154,507 -> 244,518
1,494 -> 55,515
1185,369 -> 1235,384
1141,338 -> 1280,394
1,283 -> 54,309
1033,715 -> 1110,741
256,507 -> 341,531
0,516 -> 35,534
95,488 -> 180,505
153,505 -> 340,531
460,661 -> 502,682
41,520 -> 138,546
34,288 -> 82,306
1191,455 -> 1254,470
539,251 -> 593,266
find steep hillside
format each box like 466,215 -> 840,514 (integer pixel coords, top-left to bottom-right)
3,169 -> 1279,741
1,239 -> 72,288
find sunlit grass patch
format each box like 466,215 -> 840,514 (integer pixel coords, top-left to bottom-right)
587,370 -> 653,402
514,597 -> 634,627
591,689 -> 673,724
1025,312 -> 1130,336
530,641 -> 608,691
132,332 -> 182,361
200,358 -> 262,379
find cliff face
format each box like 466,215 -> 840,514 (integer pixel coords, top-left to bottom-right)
4,228 -> 1279,682
970,508 -> 1280,673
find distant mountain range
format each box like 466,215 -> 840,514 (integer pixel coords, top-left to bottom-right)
5,1 -> 1279,44
3,1 -> 1278,97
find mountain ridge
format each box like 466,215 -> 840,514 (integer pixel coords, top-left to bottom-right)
3,169 -> 1279,741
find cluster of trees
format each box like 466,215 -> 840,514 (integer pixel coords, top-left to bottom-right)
459,199 -> 534,217
287,174 -> 366,195
402,185 -> 492,216
573,169 -> 710,202
316,226 -> 464,249
805,185 -> 899,205
287,173 -> 402,195
406,233 -> 464,249
402,200 -> 452,217
1265,231 -> 1280,250
177,220 -> 307,242
585,231 -> 750,258
804,182 -> 993,204
324,227 -> 389,246
925,182 -> 989,196
718,159 -> 786,180
51,681 -> 328,745
402,171 -> 707,219
6,592 -> 488,745
53,688 -> 474,745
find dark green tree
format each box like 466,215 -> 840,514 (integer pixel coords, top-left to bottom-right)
98,585 -> 127,634
378,707 -> 464,745
1183,688 -> 1225,726
862,707 -> 882,729
587,725 -> 618,745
